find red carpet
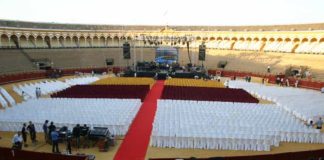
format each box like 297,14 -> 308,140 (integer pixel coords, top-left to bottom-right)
114,80 -> 165,160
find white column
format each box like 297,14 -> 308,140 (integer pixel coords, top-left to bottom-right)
63,37 -> 66,48
26,37 -> 29,48
77,38 -> 80,48
8,37 -> 11,48
17,36 -> 20,48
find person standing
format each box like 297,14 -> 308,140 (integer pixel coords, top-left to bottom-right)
316,117 -> 323,130
42,120 -> 49,143
51,130 -> 60,153
48,122 -> 56,142
267,66 -> 271,73
295,79 -> 299,88
27,121 -> 37,145
66,136 -> 72,154
306,120 -> 314,128
21,123 -> 28,147
35,88 -> 39,98
22,91 -> 27,100
72,124 -> 81,149
285,79 -> 290,87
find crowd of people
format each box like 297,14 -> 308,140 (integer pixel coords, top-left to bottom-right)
275,76 -> 299,88
12,121 -> 37,150
10,120 -> 89,154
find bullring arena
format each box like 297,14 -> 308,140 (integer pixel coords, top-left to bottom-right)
1,4 -> 324,160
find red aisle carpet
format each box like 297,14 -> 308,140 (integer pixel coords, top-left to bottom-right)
114,80 -> 165,160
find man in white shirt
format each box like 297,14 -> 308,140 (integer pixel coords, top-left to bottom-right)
321,87 -> 324,93
12,132 -> 23,149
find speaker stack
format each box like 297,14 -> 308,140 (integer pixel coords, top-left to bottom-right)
198,43 -> 206,61
123,42 -> 131,59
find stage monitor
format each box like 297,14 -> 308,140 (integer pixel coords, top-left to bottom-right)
155,47 -> 178,64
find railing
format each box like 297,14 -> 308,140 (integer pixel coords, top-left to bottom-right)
208,69 -> 324,90
149,148 -> 324,160
0,66 -> 126,85
0,147 -> 88,160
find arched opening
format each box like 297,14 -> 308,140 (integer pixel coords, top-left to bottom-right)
202,37 -> 208,41
19,35 -> 28,48
196,36 -> 201,41
253,38 -> 259,41
99,36 -> 106,47
27,35 -> 36,48
44,36 -> 50,47
106,36 -> 113,47
51,36 -> 59,48
209,37 -> 216,41
261,38 -> 267,42
302,38 -> 309,42
44,36 -> 51,48
216,37 -> 223,41
269,38 -> 275,42
65,36 -> 72,48
246,37 -> 252,41
112,36 -> 119,46
277,38 -> 283,42
92,36 -> 99,47
293,38 -> 300,43
58,36 -> 65,47
85,36 -> 91,47
285,38 -> 291,42
231,37 -> 238,41
10,35 -> 19,48
79,36 -> 86,48
320,38 -> 324,42
310,38 -> 317,42
36,36 -> 45,48
224,37 -> 230,41
127,36 -> 132,41
120,36 -> 127,45
1,34 -> 10,48
239,37 -> 245,41
72,36 -> 79,48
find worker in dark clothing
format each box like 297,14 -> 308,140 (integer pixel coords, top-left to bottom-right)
72,124 -> 81,148
27,121 -> 37,145
48,122 -> 56,142
21,123 -> 28,147
51,130 -> 60,153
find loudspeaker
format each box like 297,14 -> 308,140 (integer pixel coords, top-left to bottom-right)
106,58 -> 114,65
198,44 -> 206,61
123,42 -> 131,59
